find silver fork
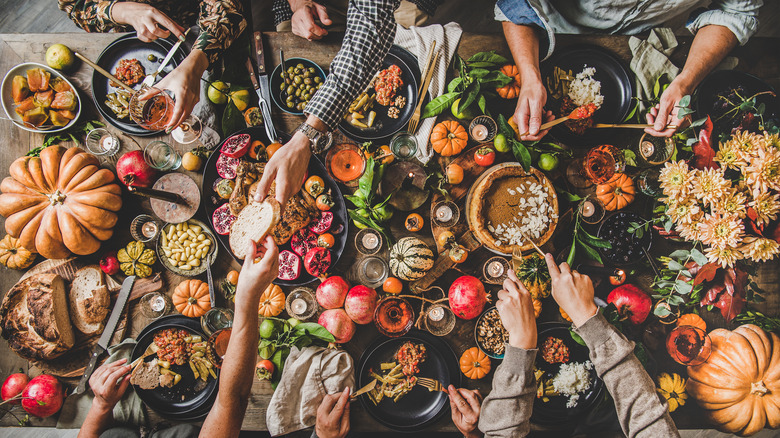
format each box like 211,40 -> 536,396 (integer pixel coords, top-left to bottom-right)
407,45 -> 439,134
417,377 -> 445,392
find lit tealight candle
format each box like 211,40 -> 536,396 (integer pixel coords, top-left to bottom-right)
471,124 -> 488,141
436,204 -> 453,222
580,200 -> 595,218
100,134 -> 117,152
640,140 -> 655,159
487,260 -> 505,278
362,232 -> 379,250
428,306 -> 445,322
291,298 -> 308,315
141,221 -> 158,239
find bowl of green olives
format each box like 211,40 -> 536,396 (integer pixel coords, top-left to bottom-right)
270,58 -> 327,115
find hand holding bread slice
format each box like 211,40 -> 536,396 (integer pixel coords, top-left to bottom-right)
229,198 -> 282,260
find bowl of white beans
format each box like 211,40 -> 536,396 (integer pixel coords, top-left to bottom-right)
156,218 -> 218,277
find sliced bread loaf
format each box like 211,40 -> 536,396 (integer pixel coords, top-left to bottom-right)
130,358 -> 160,390
68,266 -> 110,335
229,199 -> 282,259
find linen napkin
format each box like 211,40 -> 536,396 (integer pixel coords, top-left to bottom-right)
394,23 -> 463,164
57,338 -> 147,429
628,28 -> 680,114
265,346 -> 355,436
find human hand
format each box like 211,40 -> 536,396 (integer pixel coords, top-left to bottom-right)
447,386 -> 483,438
111,2 -> 185,42
645,80 -> 690,137
148,50 -> 208,130
545,253 -> 598,327
513,77 -> 553,141
496,269 -> 537,350
290,0 -> 332,41
236,236 -> 279,303
89,358 -> 132,413
315,387 -> 350,438
254,131 -> 312,210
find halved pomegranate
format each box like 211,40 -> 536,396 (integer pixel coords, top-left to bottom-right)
278,250 -> 302,281
291,228 -> 318,257
216,153 -> 240,179
308,211 -> 334,235
212,203 -> 236,235
304,247 -> 331,277
220,133 -> 252,158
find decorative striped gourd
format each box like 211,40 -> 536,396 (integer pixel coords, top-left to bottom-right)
389,237 -> 434,281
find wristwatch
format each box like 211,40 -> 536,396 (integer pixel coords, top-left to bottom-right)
296,122 -> 333,154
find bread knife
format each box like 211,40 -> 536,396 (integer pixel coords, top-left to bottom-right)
74,275 -> 136,395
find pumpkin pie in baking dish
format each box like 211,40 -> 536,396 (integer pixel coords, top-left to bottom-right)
467,164 -> 558,255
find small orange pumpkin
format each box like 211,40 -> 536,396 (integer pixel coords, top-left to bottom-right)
431,121 -> 468,157
258,284 -> 285,317
173,279 -> 212,318
460,347 -> 491,379
533,298 -> 542,319
0,234 -> 35,270
677,313 -> 706,332
596,173 -> 635,211
496,65 -> 521,99
559,306 -> 572,322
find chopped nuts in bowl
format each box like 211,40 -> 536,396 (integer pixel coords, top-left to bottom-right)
475,307 -> 510,359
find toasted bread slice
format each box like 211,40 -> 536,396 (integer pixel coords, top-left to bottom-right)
229,199 -> 282,259
68,266 -> 110,335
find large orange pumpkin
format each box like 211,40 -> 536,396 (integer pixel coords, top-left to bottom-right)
0,145 -> 122,259
173,279 -> 212,318
460,347 -> 491,379
258,284 -> 285,317
431,121 -> 468,157
496,65 -> 521,99
687,324 -> 780,436
596,173 -> 635,211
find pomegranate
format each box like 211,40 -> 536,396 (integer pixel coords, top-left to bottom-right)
316,276 -> 350,309
448,276 -> 487,320
216,153 -> 240,179
291,228 -> 318,257
116,150 -> 157,188
318,309 -> 356,343
277,250 -> 301,281
21,375 -> 64,418
344,285 -> 378,325
304,247 -> 331,277
308,211 -> 334,234
1,373 -> 29,404
607,284 -> 652,325
220,133 -> 252,158
99,251 -> 120,275
212,203 -> 236,235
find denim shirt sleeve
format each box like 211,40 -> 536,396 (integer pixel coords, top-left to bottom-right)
494,0 -> 552,60
686,0 -> 763,45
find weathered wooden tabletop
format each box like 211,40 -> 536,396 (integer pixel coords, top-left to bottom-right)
0,31 -> 778,433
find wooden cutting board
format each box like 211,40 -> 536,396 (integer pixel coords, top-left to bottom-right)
18,258 -> 163,379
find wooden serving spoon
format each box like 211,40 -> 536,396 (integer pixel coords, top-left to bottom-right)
518,103 -> 598,137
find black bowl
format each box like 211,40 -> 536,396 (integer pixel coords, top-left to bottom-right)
597,211 -> 652,266
270,58 -> 327,115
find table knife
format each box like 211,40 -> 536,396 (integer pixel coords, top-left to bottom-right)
75,276 -> 136,395
142,28 -> 190,87
248,31 -> 278,142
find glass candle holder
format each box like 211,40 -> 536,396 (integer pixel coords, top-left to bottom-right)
637,168 -> 663,197
469,115 -> 497,142
285,287 -> 318,320
666,325 -> 712,366
355,228 -> 383,255
357,256 -> 389,289
578,195 -> 606,224
432,200 -> 460,228
390,132 -> 418,160
144,140 -> 181,171
633,133 -> 675,167
374,296 -> 414,337
130,214 -> 160,243
139,292 -> 171,320
423,304 -> 456,336
85,128 -> 121,157
483,256 -> 511,284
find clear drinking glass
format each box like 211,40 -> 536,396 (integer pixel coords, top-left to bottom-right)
171,115 -> 203,144
201,308 -> 234,338
583,144 -> 626,184
374,296 -> 414,337
144,140 -> 181,171
128,84 -> 175,131
357,256 -> 389,288
390,132 -> 418,160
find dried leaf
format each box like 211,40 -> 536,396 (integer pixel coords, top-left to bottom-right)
690,116 -> 716,170
693,262 -> 719,286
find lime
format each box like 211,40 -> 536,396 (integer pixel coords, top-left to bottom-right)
231,89 -> 251,111
372,205 -> 394,222
494,133 -> 510,153
208,81 -> 230,105
259,319 -> 278,339
287,317 -> 301,328
353,219 -> 369,229
451,98 -> 475,120
45,44 -> 75,71
538,153 -> 559,171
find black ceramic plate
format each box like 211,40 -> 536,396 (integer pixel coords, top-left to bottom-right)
201,126 -> 349,286
92,33 -> 187,136
356,331 -> 460,432
131,316 -> 218,420
541,45 -> 634,146
338,45 -> 420,141
269,57 -> 327,115
532,323 -> 604,425
597,211 -> 652,266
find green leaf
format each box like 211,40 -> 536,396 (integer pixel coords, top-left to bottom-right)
467,51 -> 508,65
447,77 -> 463,93
512,140 -> 532,172
624,149 -> 638,167
295,322 -> 335,342
345,195 -> 367,209
422,92 -> 458,119
577,229 -> 612,249
467,62 -> 500,69
470,68 -> 490,79
556,188 -> 582,202
459,81 -> 481,113
358,157 -> 375,200
668,260 -> 685,271
569,328 -> 586,346
668,249 -> 690,260
497,114 -> 516,140
678,95 -> 691,108
690,248 -> 708,266
654,305 -> 672,317
674,280 -> 693,294
271,346 -> 290,380
221,100 -> 246,137
577,240 -> 603,264
668,295 -> 685,306
478,95 -> 488,115
480,71 -> 513,87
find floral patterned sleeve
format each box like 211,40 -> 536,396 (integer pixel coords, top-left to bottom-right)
194,0 -> 248,67
57,0 -> 129,33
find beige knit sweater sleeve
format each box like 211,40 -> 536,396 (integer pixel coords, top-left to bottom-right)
478,312 -> 680,438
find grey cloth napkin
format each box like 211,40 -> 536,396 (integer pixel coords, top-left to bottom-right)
56,338 -> 147,429
394,23 -> 463,164
191,69 -> 222,150
629,28 -> 680,114
266,346 -> 355,437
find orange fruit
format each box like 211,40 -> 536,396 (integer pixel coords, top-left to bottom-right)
266,143 -> 282,159
446,163 -> 464,184
383,277 -> 403,294
227,270 -> 240,285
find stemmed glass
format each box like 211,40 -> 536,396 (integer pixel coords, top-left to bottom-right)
582,144 -> 626,184
128,84 -> 202,143
666,325 -> 712,366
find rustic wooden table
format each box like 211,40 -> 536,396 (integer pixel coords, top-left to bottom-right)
0,31 -> 779,433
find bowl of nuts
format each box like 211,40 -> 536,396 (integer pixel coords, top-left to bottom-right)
270,58 -> 327,115
157,218 -> 218,277
475,307 -> 510,360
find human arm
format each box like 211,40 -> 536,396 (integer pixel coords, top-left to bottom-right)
478,270 -> 538,437
313,387 -> 351,438
286,0 -> 333,41
77,359 -> 132,438
199,237 -> 279,438
545,254 -> 680,438
447,387 -> 483,438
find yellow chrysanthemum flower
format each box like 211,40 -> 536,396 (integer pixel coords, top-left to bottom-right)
705,244 -> 743,268
745,145 -> 780,195
741,237 -> 780,262
700,213 -> 744,249
666,199 -> 701,225
750,190 -> 780,226
763,131 -> 780,149
659,161 -> 693,198
715,139 -> 747,170
656,373 -> 687,413
691,167 -> 731,207
675,213 -> 705,241
726,130 -> 763,161
712,188 -> 748,219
